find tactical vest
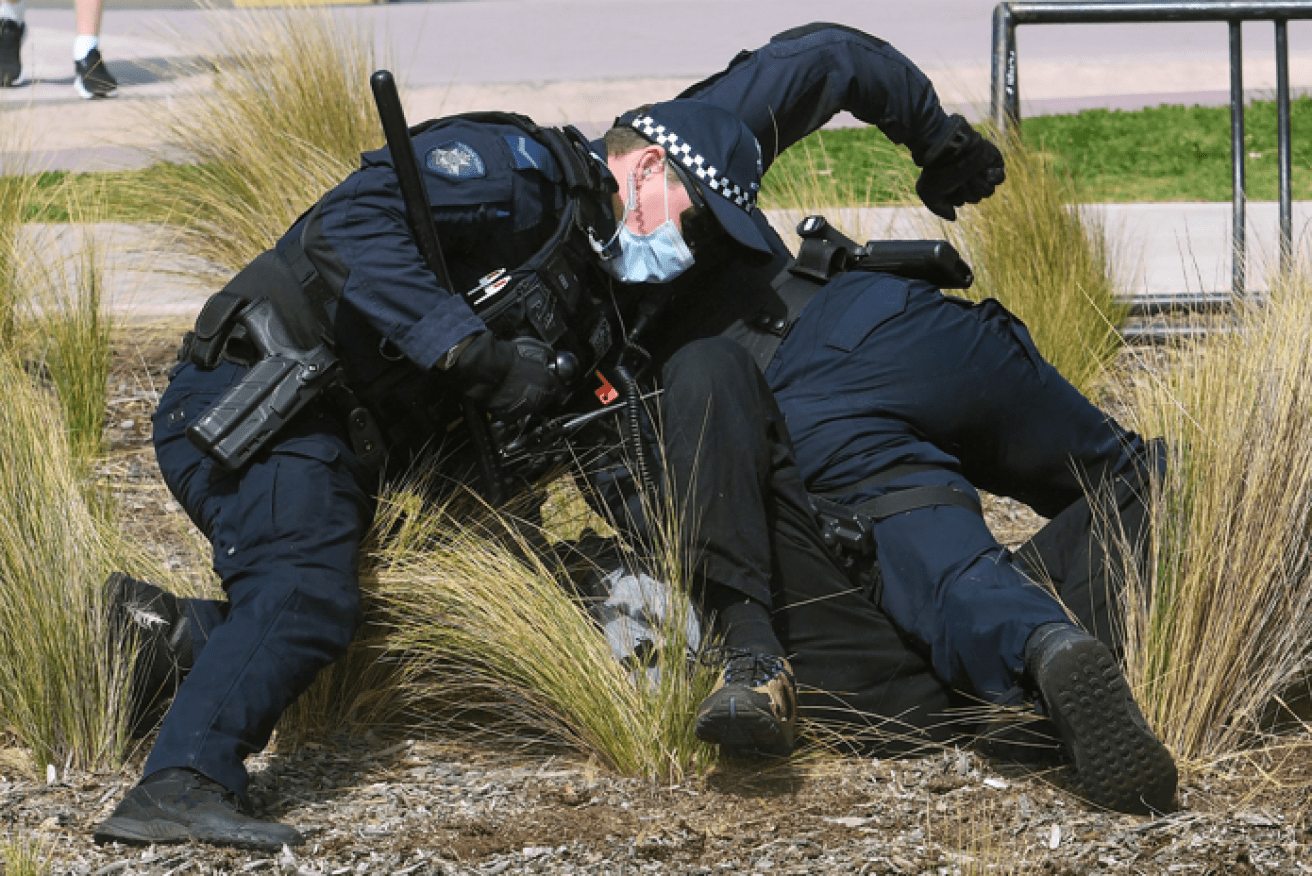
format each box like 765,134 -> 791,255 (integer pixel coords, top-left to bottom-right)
178,112 -> 621,474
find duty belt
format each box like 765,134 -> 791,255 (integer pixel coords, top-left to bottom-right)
808,463 -> 984,606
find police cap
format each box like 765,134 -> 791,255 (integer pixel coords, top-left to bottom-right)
616,99 -> 771,255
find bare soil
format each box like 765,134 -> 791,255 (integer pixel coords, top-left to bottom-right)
4,331 -> 1311,875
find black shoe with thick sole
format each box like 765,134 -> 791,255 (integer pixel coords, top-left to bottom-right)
694,649 -> 797,757
0,20 -> 23,87
105,572 -> 195,735
1026,624 -> 1177,814
74,47 -> 116,98
94,768 -> 304,851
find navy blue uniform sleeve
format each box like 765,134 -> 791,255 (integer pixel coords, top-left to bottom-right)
312,163 -> 489,372
678,23 -> 954,175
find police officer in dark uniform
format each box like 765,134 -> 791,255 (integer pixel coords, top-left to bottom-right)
91,23 -> 1171,850
91,112 -> 624,850
590,24 -> 1176,814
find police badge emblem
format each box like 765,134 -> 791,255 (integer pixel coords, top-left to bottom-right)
426,141 -> 486,179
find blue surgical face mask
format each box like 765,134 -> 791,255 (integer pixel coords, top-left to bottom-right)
600,165 -> 695,284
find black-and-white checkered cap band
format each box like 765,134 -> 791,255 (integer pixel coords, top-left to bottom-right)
630,115 -> 757,214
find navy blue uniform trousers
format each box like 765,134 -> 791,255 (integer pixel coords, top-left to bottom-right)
146,361 -> 374,797
660,339 -> 959,742
765,272 -> 1149,705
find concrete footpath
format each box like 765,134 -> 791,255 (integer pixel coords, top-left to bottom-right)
4,0 -> 1311,315
19,203 -> 1307,322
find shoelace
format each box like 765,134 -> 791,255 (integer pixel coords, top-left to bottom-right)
698,646 -> 785,686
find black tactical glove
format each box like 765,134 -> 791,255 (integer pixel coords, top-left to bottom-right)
454,332 -> 562,421
915,114 -> 1006,221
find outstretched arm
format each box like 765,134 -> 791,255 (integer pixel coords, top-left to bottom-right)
680,23 -> 1004,220
678,23 -> 954,174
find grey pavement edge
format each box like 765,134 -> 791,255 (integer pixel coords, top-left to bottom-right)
6,1 -> 1312,316
20,203 -> 1311,322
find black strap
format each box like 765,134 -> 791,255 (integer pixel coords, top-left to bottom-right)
733,268 -> 828,373
281,204 -> 337,313
852,484 -> 983,521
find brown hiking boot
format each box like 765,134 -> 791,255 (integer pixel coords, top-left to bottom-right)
694,649 -> 797,756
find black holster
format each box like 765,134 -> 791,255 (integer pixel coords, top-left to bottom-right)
180,249 -> 385,472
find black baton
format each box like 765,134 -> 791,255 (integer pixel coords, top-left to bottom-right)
369,70 -> 453,292
369,68 -> 506,504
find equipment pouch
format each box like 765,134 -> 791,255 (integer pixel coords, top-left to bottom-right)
184,290 -> 247,369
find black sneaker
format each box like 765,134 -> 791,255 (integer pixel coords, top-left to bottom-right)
74,47 -> 116,99
694,649 -> 797,756
1025,624 -> 1177,814
94,768 -> 304,851
105,572 -> 194,735
0,19 -> 23,87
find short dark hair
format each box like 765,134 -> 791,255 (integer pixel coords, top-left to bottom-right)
604,106 -> 691,197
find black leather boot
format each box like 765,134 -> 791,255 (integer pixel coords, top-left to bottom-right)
1025,623 -> 1177,814
105,573 -> 195,735
94,768 -> 303,850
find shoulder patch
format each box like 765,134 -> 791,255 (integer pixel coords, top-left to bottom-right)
504,135 -> 556,177
426,141 -> 486,179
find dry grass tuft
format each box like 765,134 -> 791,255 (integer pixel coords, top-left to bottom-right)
1117,267 -> 1312,768
0,121 -> 48,351
0,351 -> 132,772
0,831 -> 50,876
374,479 -> 717,782
23,198 -> 115,465
136,2 -> 383,277
0,123 -> 175,773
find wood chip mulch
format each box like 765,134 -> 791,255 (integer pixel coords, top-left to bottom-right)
5,329 -> 1312,875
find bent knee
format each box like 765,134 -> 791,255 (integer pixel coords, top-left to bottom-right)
662,338 -> 761,402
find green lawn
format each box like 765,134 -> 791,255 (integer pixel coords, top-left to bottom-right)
17,97 -> 1312,223
1025,96 -> 1312,202
22,163 -> 212,224
760,96 -> 1312,207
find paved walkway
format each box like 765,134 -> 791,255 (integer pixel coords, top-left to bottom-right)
19,203 -> 1306,321
7,0 -> 1312,171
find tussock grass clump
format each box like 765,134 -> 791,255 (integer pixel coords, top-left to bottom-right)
0,351 -> 131,772
36,239 -> 112,465
1118,270 -> 1312,765
375,486 -> 716,782
23,211 -> 114,465
942,133 -> 1128,398
138,3 -> 382,276
0,125 -> 48,351
0,832 -> 50,876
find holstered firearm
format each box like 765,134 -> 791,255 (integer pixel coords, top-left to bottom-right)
186,297 -> 340,470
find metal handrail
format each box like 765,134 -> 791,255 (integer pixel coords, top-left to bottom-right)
991,0 -> 1312,295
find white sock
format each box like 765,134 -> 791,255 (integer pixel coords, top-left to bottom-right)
74,34 -> 98,62
0,1 -> 26,25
